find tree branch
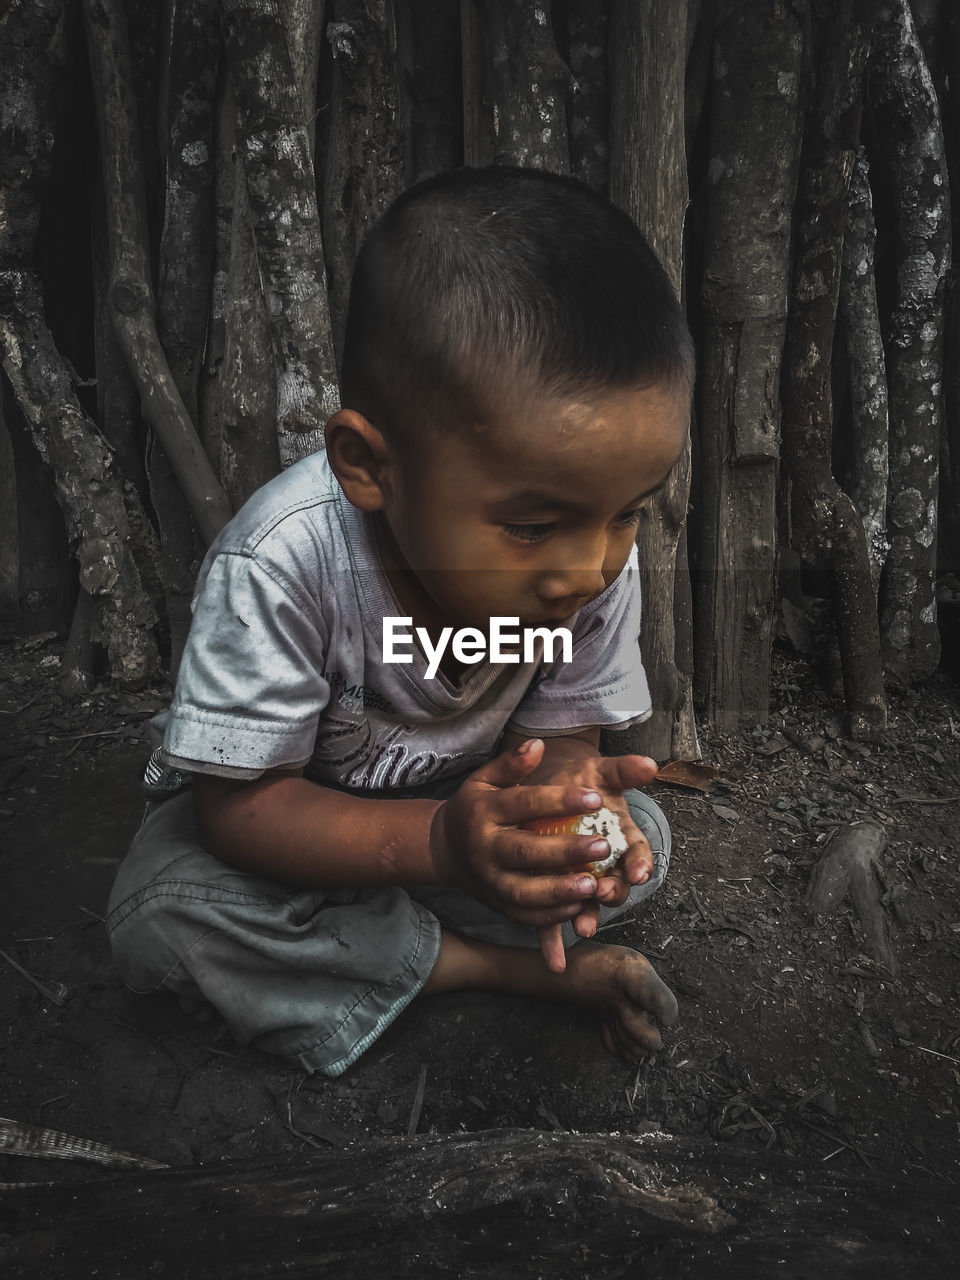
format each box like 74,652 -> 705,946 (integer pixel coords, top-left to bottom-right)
322,0 -> 406,360
870,0 -> 951,680
220,0 -> 339,464
83,0 -> 233,545
781,0 -> 887,738
0,0 -> 158,686
477,0 -> 572,172
695,0 -> 804,732
607,0 -> 696,760
838,147 -> 889,590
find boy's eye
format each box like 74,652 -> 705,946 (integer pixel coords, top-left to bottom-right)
615,508 -> 644,527
501,521 -> 557,543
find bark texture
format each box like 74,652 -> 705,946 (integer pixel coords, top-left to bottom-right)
152,0 -> 220,666
0,0 -> 158,685
944,7 -> 960,552
459,0 -> 496,167
401,0 -> 463,181
157,0 -> 219,426
1,1130 -> 957,1276
839,147 -> 889,589
870,0 -> 951,680
83,0 -> 233,546
221,0 -> 339,464
322,0 -> 406,360
556,0 -> 609,192
0,400 -> 17,628
209,78 -> 282,509
695,1 -> 804,732
607,0 -> 695,761
2,387 -> 74,637
478,0 -> 572,173
781,0 -> 886,739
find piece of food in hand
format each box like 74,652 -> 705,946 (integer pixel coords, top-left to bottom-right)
525,807 -> 628,875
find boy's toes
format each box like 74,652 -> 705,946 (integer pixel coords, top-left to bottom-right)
649,977 -> 678,1028
619,1005 -> 663,1057
602,1011 -> 662,1062
616,953 -> 679,1028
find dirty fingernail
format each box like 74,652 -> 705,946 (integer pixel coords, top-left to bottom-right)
588,839 -> 609,857
582,791 -> 602,809
576,877 -> 597,894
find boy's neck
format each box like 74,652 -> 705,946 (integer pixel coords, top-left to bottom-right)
371,513 -> 470,683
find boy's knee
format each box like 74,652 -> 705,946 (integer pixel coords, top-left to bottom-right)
107,878 -> 215,995
107,793 -> 238,993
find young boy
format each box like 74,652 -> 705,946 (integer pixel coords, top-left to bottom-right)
107,167 -> 693,1078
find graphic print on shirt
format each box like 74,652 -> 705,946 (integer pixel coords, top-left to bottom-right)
311,715 -> 485,790
311,673 -> 491,790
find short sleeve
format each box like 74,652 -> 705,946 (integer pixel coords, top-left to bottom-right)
506,545 -> 651,736
161,552 -> 331,778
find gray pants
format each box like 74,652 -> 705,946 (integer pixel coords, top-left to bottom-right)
106,788 -> 670,1077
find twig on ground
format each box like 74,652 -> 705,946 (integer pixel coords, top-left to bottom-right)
49,728 -> 132,742
0,945 -> 67,1006
0,693 -> 44,717
910,1044 -> 960,1065
407,1063 -> 427,1137
794,1114 -> 874,1172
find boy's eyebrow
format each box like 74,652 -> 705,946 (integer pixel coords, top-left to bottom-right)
492,489 -> 582,512
494,479 -> 669,513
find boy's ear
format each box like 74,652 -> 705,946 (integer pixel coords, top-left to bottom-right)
324,410 -> 395,511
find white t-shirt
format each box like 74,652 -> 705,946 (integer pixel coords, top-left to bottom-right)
156,451 -> 651,792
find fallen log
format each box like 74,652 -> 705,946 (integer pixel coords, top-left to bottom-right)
0,1128 -> 955,1276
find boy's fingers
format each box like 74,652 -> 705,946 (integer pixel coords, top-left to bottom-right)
509,901 -> 587,927
495,782 -> 603,826
497,868 -> 597,911
537,923 -> 567,973
469,738 -> 545,790
594,873 -> 630,905
593,754 -> 658,794
621,839 -> 654,885
506,831 -> 612,873
572,902 -> 599,937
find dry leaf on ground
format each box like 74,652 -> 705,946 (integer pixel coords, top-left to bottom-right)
656,760 -> 719,792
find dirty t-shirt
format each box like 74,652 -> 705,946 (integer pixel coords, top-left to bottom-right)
153,451 -> 651,793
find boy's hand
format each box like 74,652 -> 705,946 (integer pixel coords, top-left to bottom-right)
511,740 -> 659,973
430,739 -> 619,926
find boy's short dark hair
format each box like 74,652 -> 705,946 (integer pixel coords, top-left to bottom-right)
340,166 -> 694,439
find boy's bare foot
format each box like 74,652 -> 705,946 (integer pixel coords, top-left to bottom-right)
422,932 -> 677,1061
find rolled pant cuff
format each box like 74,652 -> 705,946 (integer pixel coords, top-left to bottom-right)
283,903 -> 443,1078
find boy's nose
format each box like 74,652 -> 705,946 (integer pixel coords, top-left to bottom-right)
537,565 -> 607,608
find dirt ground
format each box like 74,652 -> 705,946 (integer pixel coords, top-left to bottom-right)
2,633 -> 959,1194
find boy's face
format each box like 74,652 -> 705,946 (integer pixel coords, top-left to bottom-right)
376,381 -> 688,631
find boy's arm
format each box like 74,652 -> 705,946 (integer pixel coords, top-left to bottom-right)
192,744 -> 612,925
193,772 -> 443,887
